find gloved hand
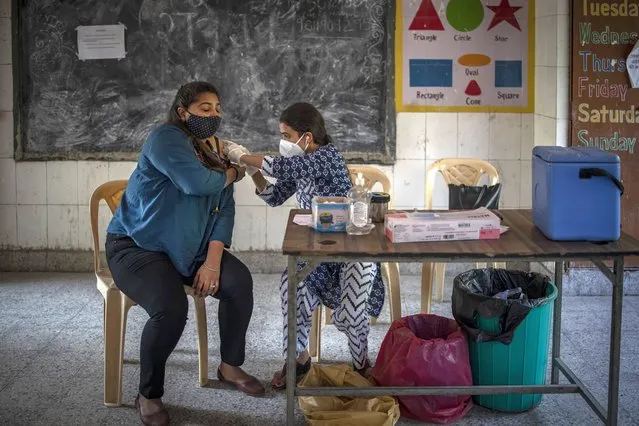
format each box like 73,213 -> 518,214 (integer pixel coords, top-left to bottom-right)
223,140 -> 250,162
223,140 -> 257,174
245,165 -> 260,176
222,140 -> 242,156
227,145 -> 250,165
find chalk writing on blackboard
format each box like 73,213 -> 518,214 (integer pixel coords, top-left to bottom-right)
16,0 -> 396,163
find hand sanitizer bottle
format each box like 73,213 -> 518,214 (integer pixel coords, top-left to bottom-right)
346,172 -> 373,235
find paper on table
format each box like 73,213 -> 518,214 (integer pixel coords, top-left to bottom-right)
293,214 -> 312,226
500,225 -> 510,234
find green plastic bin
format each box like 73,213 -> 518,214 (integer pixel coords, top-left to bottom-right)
468,281 -> 557,412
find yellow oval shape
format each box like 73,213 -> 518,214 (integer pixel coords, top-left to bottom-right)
458,54 -> 491,67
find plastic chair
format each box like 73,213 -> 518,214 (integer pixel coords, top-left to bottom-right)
308,166 -> 401,362
91,180 -> 209,406
421,159 -> 505,314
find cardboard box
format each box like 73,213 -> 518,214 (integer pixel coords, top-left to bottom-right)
311,196 -> 349,233
385,208 -> 501,243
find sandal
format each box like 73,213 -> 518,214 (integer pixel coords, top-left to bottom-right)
135,394 -> 169,426
271,358 -> 312,390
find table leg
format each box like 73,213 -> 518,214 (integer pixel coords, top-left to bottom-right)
286,255 -> 299,425
607,257 -> 624,426
551,261 -> 563,384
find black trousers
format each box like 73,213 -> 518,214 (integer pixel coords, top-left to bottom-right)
105,233 -> 254,399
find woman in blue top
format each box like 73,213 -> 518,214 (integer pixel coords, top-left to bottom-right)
229,103 -> 385,389
105,82 -> 265,426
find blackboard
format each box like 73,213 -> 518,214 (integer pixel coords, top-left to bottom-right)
14,0 -> 396,163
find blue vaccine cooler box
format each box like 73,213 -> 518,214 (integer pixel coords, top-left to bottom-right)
532,146 -> 624,241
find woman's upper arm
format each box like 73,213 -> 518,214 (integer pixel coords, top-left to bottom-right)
145,127 -> 226,196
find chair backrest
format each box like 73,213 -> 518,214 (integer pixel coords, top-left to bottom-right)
346,165 -> 393,207
425,159 -> 499,209
90,180 -> 128,273
346,165 -> 393,206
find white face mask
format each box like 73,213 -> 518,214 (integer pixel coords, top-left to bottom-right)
279,134 -> 308,157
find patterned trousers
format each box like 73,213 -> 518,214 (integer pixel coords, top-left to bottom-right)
280,262 -> 377,369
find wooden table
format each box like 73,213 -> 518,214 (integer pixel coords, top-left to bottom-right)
281,209 -> 639,426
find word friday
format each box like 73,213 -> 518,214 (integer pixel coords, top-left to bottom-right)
577,77 -> 628,102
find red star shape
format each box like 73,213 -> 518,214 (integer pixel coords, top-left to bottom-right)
486,0 -> 522,31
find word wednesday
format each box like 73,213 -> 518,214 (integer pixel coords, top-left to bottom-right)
582,0 -> 639,17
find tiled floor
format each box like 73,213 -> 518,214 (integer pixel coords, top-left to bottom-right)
0,272 -> 637,425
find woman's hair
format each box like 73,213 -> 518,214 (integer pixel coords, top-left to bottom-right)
166,81 -> 228,171
279,103 -> 332,146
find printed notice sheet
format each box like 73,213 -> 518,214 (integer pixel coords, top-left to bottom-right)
76,24 -> 126,60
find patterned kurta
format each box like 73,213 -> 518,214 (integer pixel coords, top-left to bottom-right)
258,144 -> 385,317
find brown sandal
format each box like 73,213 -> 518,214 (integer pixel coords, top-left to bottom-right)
217,368 -> 266,397
135,394 -> 169,426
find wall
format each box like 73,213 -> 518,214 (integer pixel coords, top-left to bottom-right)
0,0 -> 569,271
535,0 -> 570,148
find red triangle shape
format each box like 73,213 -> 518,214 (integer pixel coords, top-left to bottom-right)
409,0 -> 445,31
465,80 -> 482,96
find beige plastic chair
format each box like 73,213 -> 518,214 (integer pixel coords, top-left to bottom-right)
91,180 -> 209,406
308,166 -> 401,362
421,159 -> 505,314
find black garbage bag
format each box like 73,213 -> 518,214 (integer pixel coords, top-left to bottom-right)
452,268 -> 552,344
448,183 -> 502,210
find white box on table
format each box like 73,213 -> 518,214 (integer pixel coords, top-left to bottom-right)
384,207 -> 501,243
311,196 -> 349,233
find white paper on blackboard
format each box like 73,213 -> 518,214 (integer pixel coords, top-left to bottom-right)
628,40 -> 639,89
76,24 -> 126,60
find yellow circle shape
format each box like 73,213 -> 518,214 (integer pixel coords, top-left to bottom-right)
458,54 -> 491,67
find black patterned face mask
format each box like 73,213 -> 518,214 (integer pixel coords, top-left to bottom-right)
186,113 -> 221,139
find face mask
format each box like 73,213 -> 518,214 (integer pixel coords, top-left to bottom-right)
279,134 -> 308,157
185,112 -> 221,139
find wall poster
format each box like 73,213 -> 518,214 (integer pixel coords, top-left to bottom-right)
396,0 -> 535,112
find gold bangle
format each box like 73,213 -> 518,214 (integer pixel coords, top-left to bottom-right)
203,263 -> 220,272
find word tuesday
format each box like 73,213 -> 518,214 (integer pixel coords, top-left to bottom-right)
582,0 -> 639,17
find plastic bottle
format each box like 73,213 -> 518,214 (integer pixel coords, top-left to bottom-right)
346,172 -> 373,235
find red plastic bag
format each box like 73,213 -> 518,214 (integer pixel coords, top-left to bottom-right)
372,314 -> 473,424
